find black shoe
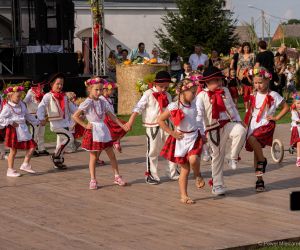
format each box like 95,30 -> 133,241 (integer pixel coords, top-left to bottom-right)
145,176 -> 160,185
38,150 -> 50,156
32,150 -> 39,157
51,154 -> 67,170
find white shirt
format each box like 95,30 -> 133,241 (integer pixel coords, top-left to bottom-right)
79,98 -> 112,143
248,91 -> 284,135
78,98 -> 110,123
167,101 -> 205,134
23,89 -> 40,114
37,93 -> 77,130
189,53 -> 208,70
99,95 -> 115,114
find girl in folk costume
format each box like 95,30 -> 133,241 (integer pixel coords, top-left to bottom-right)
158,79 -> 206,205
72,77 -> 129,190
126,71 -> 179,185
0,91 -> 6,159
100,81 -> 127,152
290,93 -> 300,167
23,81 -> 49,156
244,67 -> 289,192
0,86 -> 39,177
196,67 -> 247,196
37,73 -> 77,169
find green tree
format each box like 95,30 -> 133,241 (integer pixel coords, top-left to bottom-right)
155,0 -> 237,60
283,19 -> 300,25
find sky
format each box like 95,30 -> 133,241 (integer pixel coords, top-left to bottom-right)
226,0 -> 300,37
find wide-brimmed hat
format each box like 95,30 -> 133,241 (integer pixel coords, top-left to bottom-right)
200,66 -> 224,82
154,71 -> 171,84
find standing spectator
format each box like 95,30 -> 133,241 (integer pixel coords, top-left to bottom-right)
274,54 -> 287,96
208,49 -> 222,67
285,64 -> 297,100
255,40 -> 276,91
116,44 -> 123,62
151,48 -> 164,64
129,42 -> 150,60
169,52 -> 182,82
120,49 -> 129,62
107,50 -> 117,81
76,50 -> 85,75
189,45 -> 209,70
237,42 -> 255,111
230,44 -> 241,71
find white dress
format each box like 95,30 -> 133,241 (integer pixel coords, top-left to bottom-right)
167,101 -> 204,157
248,91 -> 284,137
78,98 -> 112,143
0,101 -> 39,142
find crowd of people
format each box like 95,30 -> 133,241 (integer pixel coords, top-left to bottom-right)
0,39 -> 300,205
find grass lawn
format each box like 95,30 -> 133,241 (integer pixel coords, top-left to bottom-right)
44,96 -> 291,143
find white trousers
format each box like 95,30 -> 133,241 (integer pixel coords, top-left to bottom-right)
52,127 -> 74,158
146,127 -> 178,179
30,124 -> 46,151
208,122 -> 246,187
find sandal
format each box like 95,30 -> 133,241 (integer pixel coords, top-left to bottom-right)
180,196 -> 195,205
256,179 -> 265,192
195,176 -> 205,189
255,158 -> 267,177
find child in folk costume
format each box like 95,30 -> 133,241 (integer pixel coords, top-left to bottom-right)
158,79 -> 206,204
72,77 -> 129,190
244,67 -> 289,192
37,73 -> 77,169
0,92 -> 6,159
0,86 -> 39,177
126,71 -> 179,185
23,81 -> 49,156
196,67 -> 247,196
225,69 -> 239,106
290,93 -> 300,167
100,81 -> 127,152
64,92 -> 82,153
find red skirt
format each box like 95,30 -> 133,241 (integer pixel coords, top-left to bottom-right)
5,125 -> 37,150
243,85 -> 253,102
160,132 -> 203,164
245,121 -> 276,152
104,115 -> 127,141
0,128 -> 5,142
229,87 -> 239,99
290,126 -> 300,147
74,123 -> 85,139
81,129 -> 113,151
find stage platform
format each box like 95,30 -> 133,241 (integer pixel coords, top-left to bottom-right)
0,124 -> 299,250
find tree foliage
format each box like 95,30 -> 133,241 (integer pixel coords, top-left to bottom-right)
155,0 -> 237,60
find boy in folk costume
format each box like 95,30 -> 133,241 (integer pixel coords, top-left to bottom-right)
244,67 -> 289,191
23,81 -> 49,156
126,71 -> 179,185
37,73 -> 77,169
196,67 -> 247,195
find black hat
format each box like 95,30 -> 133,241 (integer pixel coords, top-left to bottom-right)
48,72 -> 65,85
154,71 -> 171,84
200,66 -> 224,82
